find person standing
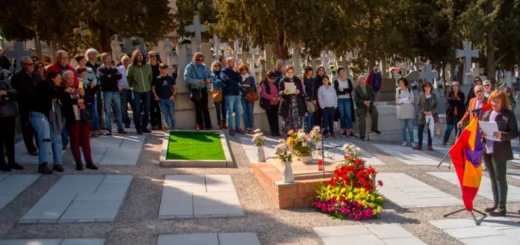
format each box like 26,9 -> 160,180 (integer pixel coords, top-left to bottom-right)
366,67 -> 382,101
85,48 -> 104,129
313,66 -> 326,127
443,82 -> 465,145
117,55 -> 133,128
60,71 -> 97,171
303,66 -> 316,133
127,50 -> 153,134
274,59 -> 285,85
10,56 -> 42,156
238,64 -> 257,134
413,82 -> 437,151
483,80 -> 493,98
260,71 -> 281,136
278,65 -> 306,135
396,78 -> 415,146
152,63 -> 177,130
334,68 -> 355,137
481,90 -> 518,216
318,75 -> 337,137
75,54 -> 100,135
97,53 -> 127,136
184,52 -> 212,130
148,51 -> 162,130
0,47 -> 11,71
458,85 -> 487,128
505,87 -> 516,111
353,75 -> 381,141
211,61 -> 227,129
0,75 -> 22,171
465,77 -> 482,109
221,57 -> 243,136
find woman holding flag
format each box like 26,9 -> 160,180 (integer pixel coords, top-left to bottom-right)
481,90 -> 518,216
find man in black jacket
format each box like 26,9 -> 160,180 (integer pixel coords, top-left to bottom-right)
10,56 -> 42,155
98,53 -> 127,136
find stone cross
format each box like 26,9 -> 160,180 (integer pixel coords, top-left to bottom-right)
247,57 -> 262,77
6,42 -> 32,72
184,15 -> 207,45
213,36 -> 221,60
456,41 -> 478,84
470,63 -> 480,81
413,58 -> 424,71
320,51 -> 329,67
221,43 -> 230,58
237,53 -> 251,66
419,64 -> 438,82
123,37 -> 145,54
263,44 -> 274,71
233,40 -> 241,60
504,71 -> 512,88
190,38 -> 199,53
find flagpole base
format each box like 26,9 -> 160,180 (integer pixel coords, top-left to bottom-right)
442,208 -> 487,225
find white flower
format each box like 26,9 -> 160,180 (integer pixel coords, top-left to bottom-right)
254,129 -> 262,133
278,139 -> 286,143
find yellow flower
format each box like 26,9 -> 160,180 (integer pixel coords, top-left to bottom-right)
368,203 -> 375,208
377,196 -> 383,201
353,188 -> 359,193
360,188 -> 366,193
361,200 -> 367,207
370,195 -> 375,201
377,206 -> 383,212
347,192 -> 353,200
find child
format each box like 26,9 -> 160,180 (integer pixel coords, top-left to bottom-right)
152,63 -> 177,130
78,68 -> 100,137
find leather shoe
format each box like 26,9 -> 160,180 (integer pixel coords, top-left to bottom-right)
372,130 -> 381,134
142,128 -> 152,133
8,162 -> 24,170
38,164 -> 53,175
86,163 -> 98,170
485,206 -> 497,212
76,164 -> 84,171
489,209 -> 507,216
52,165 -> 64,172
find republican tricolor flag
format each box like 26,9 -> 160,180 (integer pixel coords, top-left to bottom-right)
449,117 -> 484,210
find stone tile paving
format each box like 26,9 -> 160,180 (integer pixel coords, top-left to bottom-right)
372,143 -> 445,166
377,173 -> 461,208
157,233 -> 261,245
313,224 -> 427,245
0,238 -> 105,245
159,175 -> 244,219
429,217 -> 520,245
14,141 -> 65,165
0,175 -> 39,210
240,136 -> 385,166
20,175 -> 132,223
428,172 -> 520,202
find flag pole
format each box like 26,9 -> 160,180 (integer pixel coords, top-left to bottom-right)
436,126 -> 462,168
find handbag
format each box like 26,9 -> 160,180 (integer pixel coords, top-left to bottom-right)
245,90 -> 259,102
189,64 -> 202,102
212,88 -> 222,103
306,101 -> 315,113
80,108 -> 92,122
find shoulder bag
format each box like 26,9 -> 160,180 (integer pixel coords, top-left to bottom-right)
189,65 -> 201,102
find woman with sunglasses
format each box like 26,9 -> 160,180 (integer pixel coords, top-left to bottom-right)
483,80 -> 492,98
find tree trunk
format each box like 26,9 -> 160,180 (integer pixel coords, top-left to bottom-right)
367,2 -> 376,70
99,26 -> 113,54
49,41 -> 57,63
34,35 -> 42,61
486,32 -> 496,83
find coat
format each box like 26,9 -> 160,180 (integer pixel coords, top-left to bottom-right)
446,90 -> 465,124
45,63 -> 79,87
353,85 -> 376,115
417,94 -> 438,125
481,109 -> 518,163
395,87 -> 415,120
334,78 -> 356,122
0,80 -> 18,118
10,71 -> 43,110
459,97 -> 488,124
278,77 -> 306,118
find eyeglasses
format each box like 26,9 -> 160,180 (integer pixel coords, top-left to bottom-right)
476,90 -> 483,93
484,84 -> 490,87
197,59 -> 204,62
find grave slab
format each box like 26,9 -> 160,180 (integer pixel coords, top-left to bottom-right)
372,143 -> 446,166
313,224 -> 427,245
20,175 -> 132,223
429,217 -> 520,245
159,175 -> 244,219
428,172 -> 520,202
0,239 -> 105,245
0,175 -> 39,210
377,173 -> 460,208
157,233 -> 260,245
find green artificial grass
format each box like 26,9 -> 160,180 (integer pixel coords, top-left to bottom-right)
166,131 -> 226,160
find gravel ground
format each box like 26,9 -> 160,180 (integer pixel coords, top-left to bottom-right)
1,132 -> 520,245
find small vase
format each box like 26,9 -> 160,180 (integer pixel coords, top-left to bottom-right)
257,146 -> 266,162
282,162 -> 294,183
316,142 -> 323,157
300,156 -> 312,163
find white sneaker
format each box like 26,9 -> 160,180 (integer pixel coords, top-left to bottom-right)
402,141 -> 407,146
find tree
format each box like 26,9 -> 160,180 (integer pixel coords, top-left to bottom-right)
174,0 -> 217,41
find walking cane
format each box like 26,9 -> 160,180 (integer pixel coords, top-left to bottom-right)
366,104 -> 370,141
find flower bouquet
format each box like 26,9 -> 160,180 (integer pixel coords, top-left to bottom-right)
312,144 -> 384,220
252,129 -> 267,162
258,55 -> 266,65
287,130 -> 312,162
274,139 -> 293,183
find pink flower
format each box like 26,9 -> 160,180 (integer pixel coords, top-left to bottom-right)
355,214 -> 361,221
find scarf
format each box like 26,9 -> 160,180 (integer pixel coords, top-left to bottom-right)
241,74 -> 250,81
49,99 -> 64,135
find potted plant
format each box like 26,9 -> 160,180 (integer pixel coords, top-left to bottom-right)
274,139 -> 294,183
309,126 -> 323,157
252,129 -> 266,162
290,129 -> 312,163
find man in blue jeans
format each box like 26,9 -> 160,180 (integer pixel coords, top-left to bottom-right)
97,53 -> 127,135
221,57 -> 243,136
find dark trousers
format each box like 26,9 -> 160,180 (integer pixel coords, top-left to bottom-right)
322,107 -> 335,134
443,114 -> 461,143
265,105 -> 280,136
96,90 -> 105,129
150,99 -> 162,128
215,96 -> 227,122
417,124 -> 432,147
120,89 -> 134,127
314,104 -> 322,127
67,121 -> 93,166
133,91 -> 151,131
357,106 -> 379,137
194,89 -> 212,129
484,154 -> 508,209
0,117 -> 16,164
19,109 -> 38,153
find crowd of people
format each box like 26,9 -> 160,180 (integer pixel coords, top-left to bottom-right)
0,48 -> 177,174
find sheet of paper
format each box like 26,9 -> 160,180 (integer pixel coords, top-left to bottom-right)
397,98 -> 410,104
285,82 -> 296,94
479,121 -> 500,141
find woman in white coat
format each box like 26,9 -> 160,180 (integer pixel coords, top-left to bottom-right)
396,78 -> 415,146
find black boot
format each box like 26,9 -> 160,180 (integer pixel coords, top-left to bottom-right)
86,163 -> 98,170
8,162 -> 23,170
0,162 -> 11,172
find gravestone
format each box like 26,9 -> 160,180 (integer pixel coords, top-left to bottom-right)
123,37 -> 145,54
184,15 -> 207,50
319,51 -> 329,67
247,57 -> 262,80
503,71 -> 512,88
6,42 -> 32,72
190,38 -> 199,54
263,44 -> 274,71
419,64 -> 438,82
233,40 -> 240,60
221,43 -> 230,58
201,43 -> 212,67
213,36 -> 221,60
237,53 -> 250,66
111,35 -> 122,63
456,41 -> 478,85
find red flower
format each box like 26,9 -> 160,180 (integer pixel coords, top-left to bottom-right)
378,180 -> 384,187
481,103 -> 492,112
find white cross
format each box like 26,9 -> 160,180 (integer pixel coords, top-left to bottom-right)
419,64 -> 438,82
504,71 -> 512,88
328,51 -> 337,66
456,41 -> 478,83
237,53 -> 251,66
233,40 -> 241,60
221,43 -> 230,58
247,57 -> 262,76
185,15 -> 207,45
190,38 -> 199,53
6,42 -> 32,72
320,51 -> 329,67
213,36 -> 221,60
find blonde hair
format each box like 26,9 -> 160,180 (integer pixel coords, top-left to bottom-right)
238,64 -> 249,73
488,90 -> 509,110
211,61 -> 222,72
285,64 -> 294,73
